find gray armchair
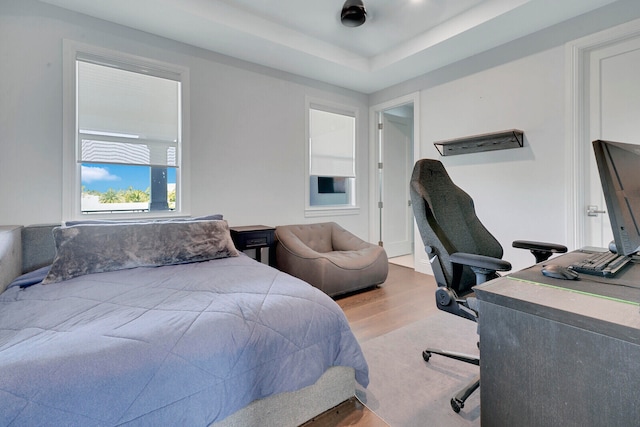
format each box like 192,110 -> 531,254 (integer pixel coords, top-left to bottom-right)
275,222 -> 388,297
410,159 -> 567,413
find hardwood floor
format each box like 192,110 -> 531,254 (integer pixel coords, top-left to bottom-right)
300,397 -> 389,427
305,263 -> 438,426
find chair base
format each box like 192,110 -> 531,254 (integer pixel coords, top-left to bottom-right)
451,374 -> 480,413
423,347 -> 480,413
422,348 -> 479,366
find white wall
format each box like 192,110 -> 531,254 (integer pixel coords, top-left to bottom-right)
0,0 -> 370,238
416,47 -> 567,273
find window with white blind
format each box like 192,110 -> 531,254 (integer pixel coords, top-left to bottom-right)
306,99 -> 358,215
62,41 -> 189,219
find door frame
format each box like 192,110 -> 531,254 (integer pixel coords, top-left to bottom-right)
380,111 -> 413,257
368,92 -> 421,258
566,18 -> 640,250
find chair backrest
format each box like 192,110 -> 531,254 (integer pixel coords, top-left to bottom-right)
410,159 -> 503,294
276,222 -> 335,253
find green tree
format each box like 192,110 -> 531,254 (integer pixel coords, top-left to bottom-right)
99,188 -> 123,203
124,186 -> 150,202
81,185 -> 101,197
168,188 -> 176,209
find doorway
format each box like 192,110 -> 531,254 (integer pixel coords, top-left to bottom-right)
568,19 -> 640,250
369,93 -> 420,268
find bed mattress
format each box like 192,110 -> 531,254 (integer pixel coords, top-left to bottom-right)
0,254 -> 368,426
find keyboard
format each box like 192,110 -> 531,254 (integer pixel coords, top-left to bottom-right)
570,252 -> 632,278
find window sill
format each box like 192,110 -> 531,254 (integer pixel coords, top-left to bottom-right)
304,206 -> 360,218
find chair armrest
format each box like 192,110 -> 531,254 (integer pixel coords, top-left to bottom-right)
512,240 -> 568,263
450,252 -> 512,272
330,223 -> 370,251
450,252 -> 512,286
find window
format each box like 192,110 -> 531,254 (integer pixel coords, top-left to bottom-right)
306,99 -> 358,216
63,41 -> 189,219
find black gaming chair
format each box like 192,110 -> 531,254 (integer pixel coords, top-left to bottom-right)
410,159 -> 567,413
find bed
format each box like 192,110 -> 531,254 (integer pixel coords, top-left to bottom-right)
0,219 -> 369,426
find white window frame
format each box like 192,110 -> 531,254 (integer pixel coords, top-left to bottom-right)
62,40 -> 190,220
305,97 -> 360,217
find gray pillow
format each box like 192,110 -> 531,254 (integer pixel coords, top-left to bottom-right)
43,220 -> 238,284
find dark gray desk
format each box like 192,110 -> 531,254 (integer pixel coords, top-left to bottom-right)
474,250 -> 640,427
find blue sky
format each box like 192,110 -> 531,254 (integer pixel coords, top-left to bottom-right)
81,163 -> 176,193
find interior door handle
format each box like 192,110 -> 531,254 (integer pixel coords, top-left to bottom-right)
587,205 -> 606,217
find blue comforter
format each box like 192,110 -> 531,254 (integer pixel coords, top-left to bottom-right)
0,255 -> 368,426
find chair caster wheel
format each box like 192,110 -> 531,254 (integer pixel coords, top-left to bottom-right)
422,350 -> 431,362
451,398 -> 463,413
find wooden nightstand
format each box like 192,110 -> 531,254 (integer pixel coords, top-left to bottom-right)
229,225 -> 276,266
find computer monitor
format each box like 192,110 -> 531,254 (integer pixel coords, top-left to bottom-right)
592,139 -> 640,256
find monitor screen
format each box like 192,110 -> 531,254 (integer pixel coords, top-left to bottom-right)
592,140 -> 640,256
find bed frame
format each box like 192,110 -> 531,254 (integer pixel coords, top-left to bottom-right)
0,224 -> 356,427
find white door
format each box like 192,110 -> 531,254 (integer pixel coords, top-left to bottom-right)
585,36 -> 640,248
380,112 -> 413,257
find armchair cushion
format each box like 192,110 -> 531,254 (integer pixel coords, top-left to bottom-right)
275,222 -> 388,297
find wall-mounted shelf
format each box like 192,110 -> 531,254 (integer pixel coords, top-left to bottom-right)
434,129 -> 524,156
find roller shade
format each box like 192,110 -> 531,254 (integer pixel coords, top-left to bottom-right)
77,59 -> 180,167
79,139 -> 177,166
309,108 -> 355,177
